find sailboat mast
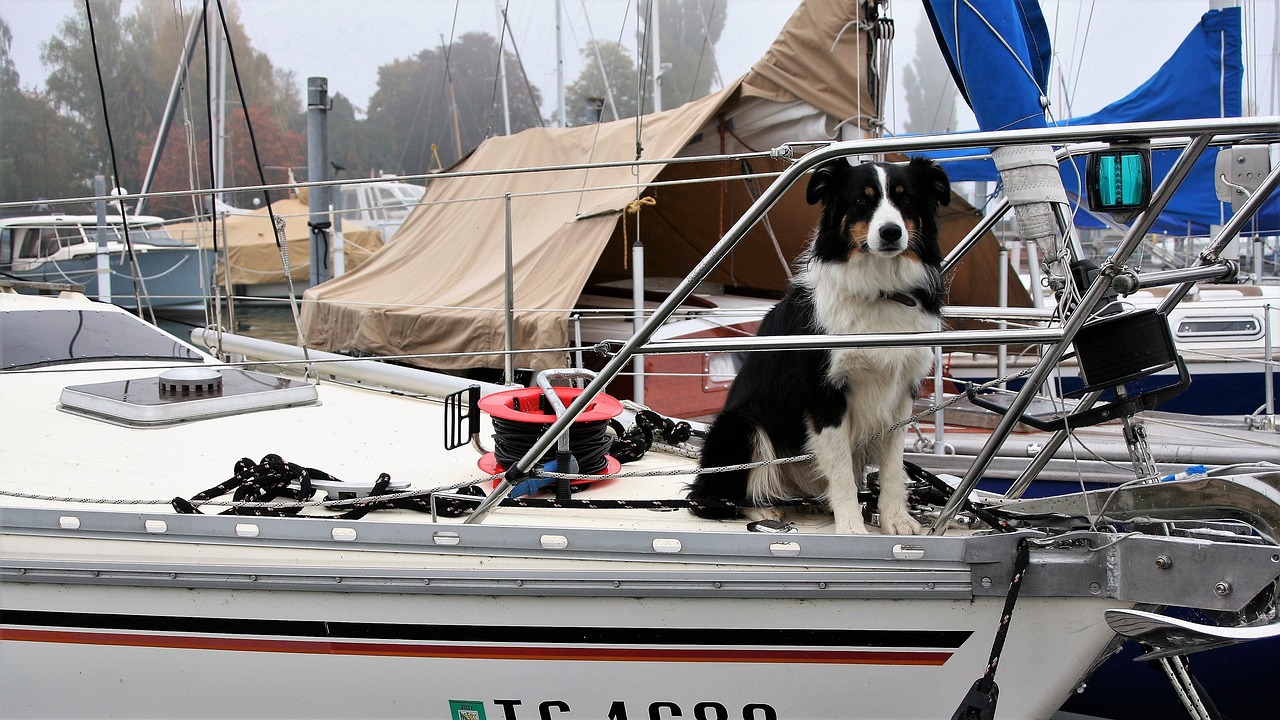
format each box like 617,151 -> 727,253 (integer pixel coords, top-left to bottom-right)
136,3 -> 207,215
556,0 -> 566,127
211,14 -> 227,208
650,0 -> 663,112
449,79 -> 464,157
494,0 -> 511,135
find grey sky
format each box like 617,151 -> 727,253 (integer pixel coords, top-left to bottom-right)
2,0 -> 1275,132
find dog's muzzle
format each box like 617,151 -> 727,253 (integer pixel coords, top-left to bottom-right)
872,224 -> 906,254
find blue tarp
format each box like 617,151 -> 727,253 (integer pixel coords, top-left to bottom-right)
919,5 -> 1276,235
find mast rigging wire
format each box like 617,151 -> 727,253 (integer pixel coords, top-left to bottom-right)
571,0 -> 636,219
397,3 -> 460,172
175,1 -> 216,336
686,0 -> 719,105
486,0 -> 513,139
199,0 -> 230,347
82,0 -> 155,323
579,0 -> 621,122
498,6 -> 547,128
209,0 -> 306,350
634,0 -> 652,161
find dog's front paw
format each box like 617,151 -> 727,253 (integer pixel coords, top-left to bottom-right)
832,512 -> 870,535
878,510 -> 923,536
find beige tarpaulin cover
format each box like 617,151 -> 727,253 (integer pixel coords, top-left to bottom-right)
301,85 -> 737,370
738,0 -> 877,132
168,195 -> 383,287
300,0 -> 1028,371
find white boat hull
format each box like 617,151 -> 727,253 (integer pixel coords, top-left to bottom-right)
9,508 -> 1277,720
2,561 -> 1116,720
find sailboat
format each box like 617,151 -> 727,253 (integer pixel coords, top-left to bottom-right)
3,1 -> 1280,718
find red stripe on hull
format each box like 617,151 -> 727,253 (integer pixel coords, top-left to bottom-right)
1,627 -> 953,666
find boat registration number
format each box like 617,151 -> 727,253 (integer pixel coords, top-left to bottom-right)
449,699 -> 780,720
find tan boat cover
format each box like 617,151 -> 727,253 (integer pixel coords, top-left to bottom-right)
301,0 -> 1029,371
168,195 -> 383,287
738,0 -> 877,131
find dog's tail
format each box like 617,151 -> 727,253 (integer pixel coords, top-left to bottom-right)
687,412 -> 767,520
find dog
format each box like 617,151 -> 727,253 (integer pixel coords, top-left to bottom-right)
687,157 -> 950,534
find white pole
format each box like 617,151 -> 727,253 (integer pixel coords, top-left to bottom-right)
330,203 -> 345,277
213,25 -> 227,208
934,345 -> 945,454
1265,304 -> 1275,417
190,328 -> 508,397
1026,240 -> 1044,309
573,313 -> 584,370
632,235 -> 646,406
494,0 -> 511,135
94,175 -> 112,305
650,0 -> 663,112
504,193 -> 517,384
207,27 -> 218,210
998,241 -> 1009,388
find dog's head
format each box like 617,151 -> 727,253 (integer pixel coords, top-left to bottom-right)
805,157 -> 950,265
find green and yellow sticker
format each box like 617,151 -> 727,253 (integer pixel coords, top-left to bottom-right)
449,700 -> 486,720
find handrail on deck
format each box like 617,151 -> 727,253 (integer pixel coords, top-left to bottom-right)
466,116 -> 1280,525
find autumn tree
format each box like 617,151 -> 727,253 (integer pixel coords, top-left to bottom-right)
139,104 -> 304,218
30,0 -> 301,215
364,32 -> 543,174
40,0 -> 147,186
0,15 -> 91,207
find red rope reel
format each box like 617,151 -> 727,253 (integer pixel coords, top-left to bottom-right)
476,386 -> 624,489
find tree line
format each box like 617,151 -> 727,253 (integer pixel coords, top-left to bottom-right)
0,0 -> 726,219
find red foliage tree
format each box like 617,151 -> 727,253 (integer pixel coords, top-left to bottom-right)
138,105 -> 304,219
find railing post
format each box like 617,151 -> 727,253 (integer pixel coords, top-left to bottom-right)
504,192 -> 516,385
1265,304 -> 1275,419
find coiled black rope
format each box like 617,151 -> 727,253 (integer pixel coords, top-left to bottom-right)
490,417 -> 613,474
172,454 -> 331,516
171,455 -> 479,519
609,409 -> 693,462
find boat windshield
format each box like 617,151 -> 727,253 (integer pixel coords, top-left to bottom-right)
0,309 -> 204,370
114,226 -> 193,247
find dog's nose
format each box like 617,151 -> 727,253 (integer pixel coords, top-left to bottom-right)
879,225 -> 903,246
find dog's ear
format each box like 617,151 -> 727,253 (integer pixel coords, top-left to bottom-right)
806,159 -> 849,206
909,157 -> 952,206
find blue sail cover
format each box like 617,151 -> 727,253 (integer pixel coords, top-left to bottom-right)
923,0 -> 1053,132
919,5 -> 1275,235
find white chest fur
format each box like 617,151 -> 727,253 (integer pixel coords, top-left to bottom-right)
806,255 -> 937,404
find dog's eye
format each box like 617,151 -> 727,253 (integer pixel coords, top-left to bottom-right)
854,195 -> 870,206
896,193 -> 914,206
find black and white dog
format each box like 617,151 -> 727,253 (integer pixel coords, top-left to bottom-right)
687,157 -> 950,534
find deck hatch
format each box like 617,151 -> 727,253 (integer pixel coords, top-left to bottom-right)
58,368 -> 318,427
